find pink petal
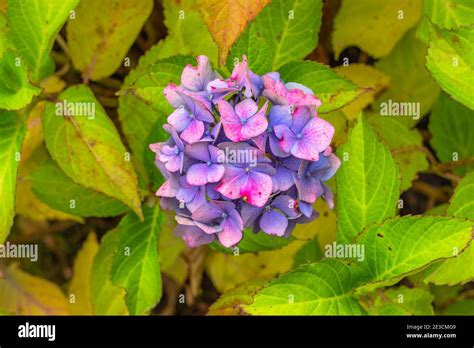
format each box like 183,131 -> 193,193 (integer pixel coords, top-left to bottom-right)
181,55 -> 212,91
217,99 -> 240,124
207,164 -> 225,183
301,117 -> 334,153
217,218 -> 243,247
156,179 -> 177,197
163,83 -> 184,108
222,122 -> 244,142
215,168 -> 247,200
175,225 -> 216,247
149,142 -> 164,154
235,98 -> 258,119
181,119 -> 205,144
291,107 -> 312,133
262,75 -> 288,105
274,125 -> 296,153
287,88 -> 322,108
252,133 -> 267,151
291,140 -> 320,161
241,102 -> 268,139
167,107 -> 190,132
240,172 -> 273,207
165,155 -> 182,172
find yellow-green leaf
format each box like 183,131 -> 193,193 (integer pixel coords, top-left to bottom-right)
332,0 -> 422,58
0,263 -> 69,315
0,50 -> 40,110
374,29 -> 440,127
67,0 -> 153,81
423,172 -> 474,286
16,145 -> 83,223
208,280 -> 266,315
367,114 -> 429,191
42,85 -> 142,218
334,64 -> 391,120
68,232 -> 99,315
426,25 -> 474,110
90,229 -> 128,315
364,286 -> 434,315
151,0 -> 218,65
0,110 -> 25,243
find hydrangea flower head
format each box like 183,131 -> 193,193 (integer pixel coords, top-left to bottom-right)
150,55 -> 340,248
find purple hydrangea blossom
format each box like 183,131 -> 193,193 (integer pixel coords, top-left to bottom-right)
215,142 -> 275,207
207,55 -> 263,101
262,73 -> 322,113
218,98 -> 268,142
150,55 -> 340,248
185,142 -> 225,186
274,106 -> 334,161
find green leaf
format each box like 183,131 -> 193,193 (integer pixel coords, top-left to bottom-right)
448,171 -> 474,219
243,0 -> 323,70
367,114 -> 429,191
30,157 -> 128,217
356,216 -> 473,291
418,11 -> 474,46
149,0 -> 217,65
121,55 -> 195,114
67,0 -> 153,81
278,60 -> 359,113
111,205 -> 163,315
441,299 -> 474,315
332,0 -> 422,59
425,203 -> 449,216
423,243 -> 474,285
7,0 -> 78,82
426,25 -> 474,110
68,232 -> 99,315
226,24 -> 272,75
42,85 -> 142,218
293,238 -> 323,268
429,93 -> 474,175
437,25 -> 474,69
208,280 -> 266,315
364,286 -> 434,315
423,0 -> 474,30
0,110 -> 25,244
374,29 -> 440,126
336,116 -> 400,243
0,50 -> 41,110
0,11 -> 6,57
244,259 -> 367,315
16,144 -> 84,223
90,229 -> 128,315
422,172 -> 474,286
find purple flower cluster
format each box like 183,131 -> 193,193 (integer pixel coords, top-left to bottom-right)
150,55 -> 340,248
